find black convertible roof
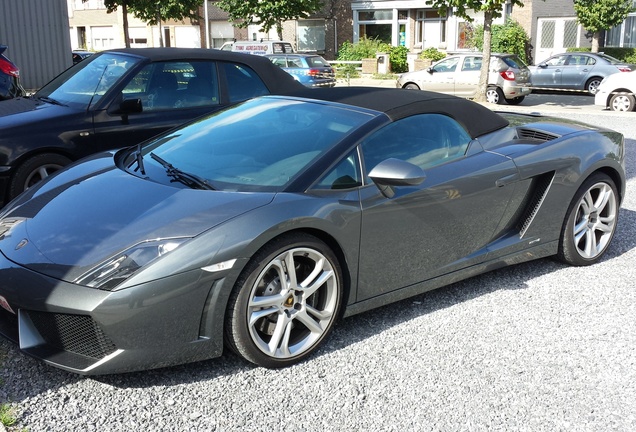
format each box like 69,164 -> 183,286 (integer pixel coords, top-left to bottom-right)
288,87 -> 510,138
102,47 -> 303,94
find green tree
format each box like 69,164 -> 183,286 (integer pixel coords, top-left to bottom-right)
216,0 -> 324,41
425,0 -> 525,102
471,19 -> 531,63
90,0 -> 201,48
574,0 -> 635,52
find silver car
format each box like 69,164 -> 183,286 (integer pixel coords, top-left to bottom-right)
396,53 -> 532,105
530,52 -> 636,95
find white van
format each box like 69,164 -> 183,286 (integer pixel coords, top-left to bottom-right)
219,40 -> 295,56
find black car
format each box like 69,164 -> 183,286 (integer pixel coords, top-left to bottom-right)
0,47 -> 303,207
72,50 -> 94,64
0,45 -> 25,101
0,88 -> 624,374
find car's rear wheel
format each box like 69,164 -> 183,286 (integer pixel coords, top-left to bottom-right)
585,77 -> 603,94
9,153 -> 72,200
609,93 -> 635,112
404,83 -> 420,90
557,173 -> 619,266
505,96 -> 525,105
225,233 -> 343,368
486,87 -> 504,104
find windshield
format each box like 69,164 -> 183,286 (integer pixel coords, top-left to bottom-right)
36,52 -> 141,110
135,97 -> 374,192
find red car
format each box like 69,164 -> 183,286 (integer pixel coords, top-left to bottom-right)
0,45 -> 25,100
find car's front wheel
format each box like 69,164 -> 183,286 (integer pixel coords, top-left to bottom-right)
557,173 -> 619,266
225,233 -> 343,368
609,93 -> 635,112
9,153 -> 72,201
486,87 -> 504,104
404,83 -> 420,90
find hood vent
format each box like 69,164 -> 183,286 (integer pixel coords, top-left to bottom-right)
517,128 -> 559,142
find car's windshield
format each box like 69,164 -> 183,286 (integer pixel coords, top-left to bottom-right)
36,52 -> 141,110
136,97 -> 374,192
501,55 -> 527,69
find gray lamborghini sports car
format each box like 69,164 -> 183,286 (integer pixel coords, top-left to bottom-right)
0,88 -> 626,375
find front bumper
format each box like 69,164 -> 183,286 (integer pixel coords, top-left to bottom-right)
594,89 -> 610,107
0,250 -> 233,374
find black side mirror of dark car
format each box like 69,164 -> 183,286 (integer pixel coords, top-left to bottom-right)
119,98 -> 143,114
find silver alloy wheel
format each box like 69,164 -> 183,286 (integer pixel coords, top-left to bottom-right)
610,94 -> 635,112
247,247 -> 339,359
24,163 -> 64,189
571,181 -> 617,259
587,78 -> 602,94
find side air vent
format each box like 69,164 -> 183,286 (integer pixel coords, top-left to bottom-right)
517,128 -> 560,142
517,172 -> 555,237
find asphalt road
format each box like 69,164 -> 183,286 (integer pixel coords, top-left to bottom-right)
0,88 -> 634,431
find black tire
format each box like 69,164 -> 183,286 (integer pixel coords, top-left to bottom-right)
609,93 -> 635,112
505,96 -> 525,105
9,153 -> 72,200
404,83 -> 420,90
225,233 -> 343,368
486,87 -> 505,104
557,173 -> 619,266
585,77 -> 603,95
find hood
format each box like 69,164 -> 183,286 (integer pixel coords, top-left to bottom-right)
0,152 -> 274,282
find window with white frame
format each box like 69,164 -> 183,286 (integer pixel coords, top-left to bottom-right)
416,9 -> 446,49
297,20 -> 326,51
357,9 -> 393,44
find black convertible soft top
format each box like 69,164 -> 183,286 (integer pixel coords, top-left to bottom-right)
288,87 -> 510,138
102,47 -> 303,94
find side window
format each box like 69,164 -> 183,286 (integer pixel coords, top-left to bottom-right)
432,57 -> 458,73
461,56 -> 482,71
269,56 -> 287,67
546,55 -> 567,66
221,62 -> 269,103
122,61 -> 219,111
361,114 -> 471,173
314,150 -> 362,190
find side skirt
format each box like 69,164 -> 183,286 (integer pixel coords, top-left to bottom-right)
343,240 -> 558,318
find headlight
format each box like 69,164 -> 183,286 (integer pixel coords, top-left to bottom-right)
75,238 -> 189,290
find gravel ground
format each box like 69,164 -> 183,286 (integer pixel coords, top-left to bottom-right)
1,108 -> 635,432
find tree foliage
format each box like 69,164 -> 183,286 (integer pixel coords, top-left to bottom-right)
87,0 -> 201,47
216,0 -> 324,40
425,0 -> 526,102
573,0 -> 635,52
471,19 -> 531,63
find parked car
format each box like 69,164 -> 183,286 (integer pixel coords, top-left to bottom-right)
529,52 -> 636,94
396,53 -> 532,105
0,87 -> 624,375
72,50 -> 94,64
0,47 -> 303,207
594,70 -> 636,112
0,45 -> 25,100
265,53 -> 336,88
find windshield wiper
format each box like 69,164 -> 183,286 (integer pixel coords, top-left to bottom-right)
150,152 -> 215,190
38,96 -> 66,107
133,143 -> 146,176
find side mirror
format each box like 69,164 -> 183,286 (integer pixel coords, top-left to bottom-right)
369,158 -> 426,198
538,63 -> 548,68
426,67 -> 434,74
119,98 -> 143,114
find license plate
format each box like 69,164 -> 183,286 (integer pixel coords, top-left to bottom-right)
0,295 -> 15,314
522,87 -> 530,92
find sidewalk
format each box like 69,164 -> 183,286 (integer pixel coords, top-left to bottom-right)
335,75 -> 396,88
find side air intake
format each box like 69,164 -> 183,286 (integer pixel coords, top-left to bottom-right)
517,128 -> 560,142
517,172 -> 555,237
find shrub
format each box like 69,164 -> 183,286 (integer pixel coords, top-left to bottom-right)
337,37 -> 390,61
389,45 -> 409,73
419,47 -> 446,62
